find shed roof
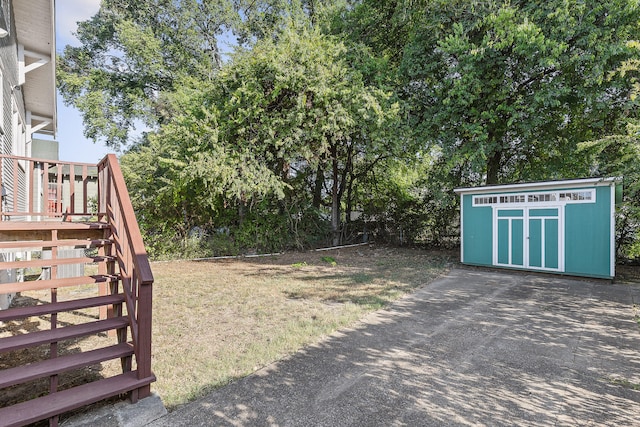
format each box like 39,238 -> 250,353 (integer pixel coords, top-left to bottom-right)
454,177 -> 620,195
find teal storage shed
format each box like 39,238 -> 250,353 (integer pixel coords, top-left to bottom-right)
454,177 -> 621,279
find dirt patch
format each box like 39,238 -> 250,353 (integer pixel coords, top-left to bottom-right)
617,264 -> 640,284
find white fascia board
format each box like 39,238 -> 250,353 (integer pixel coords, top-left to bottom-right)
459,193 -> 464,263
454,177 -> 621,195
50,0 -> 57,136
610,184 -> 616,278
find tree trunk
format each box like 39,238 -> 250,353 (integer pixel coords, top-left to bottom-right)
331,147 -> 340,246
343,145 -> 355,241
238,197 -> 246,227
345,175 -> 353,230
486,150 -> 502,185
312,163 -> 324,209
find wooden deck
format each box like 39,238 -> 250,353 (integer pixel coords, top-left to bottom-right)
0,155 -> 154,427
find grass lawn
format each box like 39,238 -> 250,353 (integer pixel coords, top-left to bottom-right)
150,245 -> 453,409
0,245 -> 452,414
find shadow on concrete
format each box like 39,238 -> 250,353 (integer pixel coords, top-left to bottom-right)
150,268 -> 640,426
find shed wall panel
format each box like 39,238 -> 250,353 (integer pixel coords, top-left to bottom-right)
462,194 -> 492,265
564,186 -> 611,278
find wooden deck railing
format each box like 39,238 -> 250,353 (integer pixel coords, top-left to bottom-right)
0,154 -> 155,426
0,154 -> 99,221
98,154 -> 154,400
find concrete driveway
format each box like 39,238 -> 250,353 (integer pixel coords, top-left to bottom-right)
149,268 -> 640,426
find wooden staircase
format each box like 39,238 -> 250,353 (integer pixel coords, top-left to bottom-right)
0,155 -> 154,426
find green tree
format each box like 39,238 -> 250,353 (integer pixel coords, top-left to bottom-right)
58,0 -> 238,148
58,0 -> 350,150
122,27 -> 399,250
578,39 -> 640,260
400,0 -> 639,185
333,0 -> 640,249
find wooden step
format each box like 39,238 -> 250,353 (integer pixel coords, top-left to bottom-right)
0,221 -> 110,232
0,255 -> 116,270
0,274 -> 118,294
0,294 -> 125,323
0,371 -> 155,427
0,238 -> 112,250
0,316 -> 129,354
0,342 -> 134,388
0,222 -> 111,243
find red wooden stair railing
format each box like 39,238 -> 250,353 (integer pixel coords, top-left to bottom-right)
0,154 -> 155,427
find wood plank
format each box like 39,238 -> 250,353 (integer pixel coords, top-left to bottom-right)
28,162 -> 34,220
0,229 -> 108,241
102,155 -> 153,285
57,228 -> 111,241
0,274 -> 118,294
0,229 -> 51,242
0,316 -> 129,353
0,219 -> 111,241
0,239 -> 112,249
0,153 -> 97,168
2,212 -> 64,219
82,164 -> 88,213
2,212 -> 102,221
0,371 -> 155,427
0,221 -> 109,231
0,294 -> 125,322
70,164 -> 76,214
11,158 -> 17,214
0,255 -> 116,270
0,342 -> 134,388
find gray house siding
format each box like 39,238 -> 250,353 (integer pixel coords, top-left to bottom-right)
0,1 -> 27,309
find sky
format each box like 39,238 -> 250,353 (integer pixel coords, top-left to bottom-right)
54,0 -> 111,163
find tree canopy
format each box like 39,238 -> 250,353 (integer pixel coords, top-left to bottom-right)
397,0 -> 638,185
59,0 -> 640,259
121,27 -> 399,251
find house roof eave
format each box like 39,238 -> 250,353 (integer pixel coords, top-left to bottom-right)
14,0 -> 57,137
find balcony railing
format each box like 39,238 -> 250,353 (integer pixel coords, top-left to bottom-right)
0,154 -> 99,221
